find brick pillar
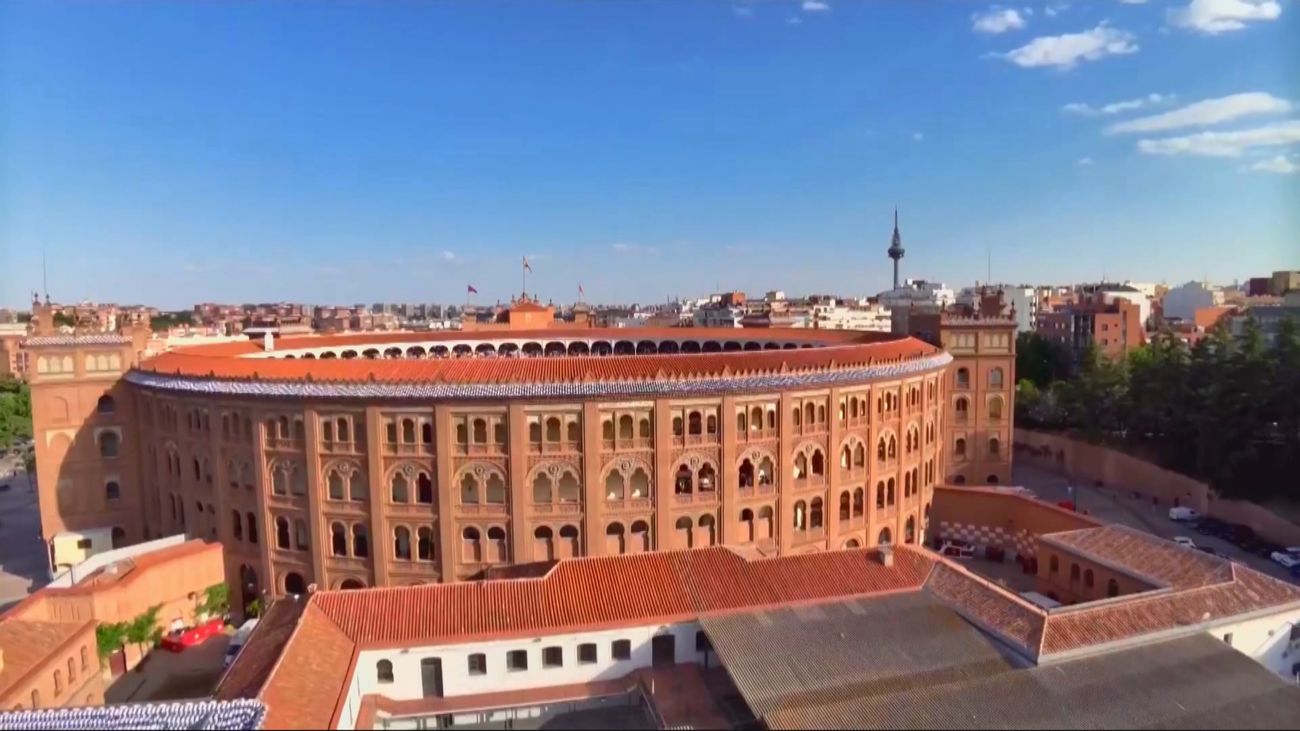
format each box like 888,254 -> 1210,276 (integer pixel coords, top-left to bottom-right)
778,393 -> 795,555
252,417 -> 278,596
654,399 -> 674,552
582,402 -> 603,557
433,405 -> 456,582
719,395 -> 737,546
827,388 -> 842,545
365,406 -> 388,587
507,404 -> 528,563
302,408 -> 327,590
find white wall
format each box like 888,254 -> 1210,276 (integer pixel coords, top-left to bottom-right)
1163,282 -> 1221,322
338,621 -> 709,728
1211,607 -> 1300,680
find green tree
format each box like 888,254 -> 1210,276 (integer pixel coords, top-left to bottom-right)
125,605 -> 164,660
246,597 -> 265,619
95,622 -> 128,661
0,378 -> 33,449
199,583 -> 230,618
1015,332 -> 1071,388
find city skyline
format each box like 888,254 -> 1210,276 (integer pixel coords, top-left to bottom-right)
3,0 -> 1297,309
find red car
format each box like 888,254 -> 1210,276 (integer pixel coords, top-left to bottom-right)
160,617 -> 225,653
1057,500 -> 1076,512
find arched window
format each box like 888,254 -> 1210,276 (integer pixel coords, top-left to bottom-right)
810,450 -> 825,476
328,471 -> 345,500
989,437 -> 1000,457
854,443 -> 866,468
485,473 -> 507,504
877,438 -> 887,462
336,417 -> 350,443
905,516 -> 916,544
456,421 -> 468,444
618,415 -> 634,439
706,413 -> 717,435
546,417 -> 562,442
105,481 -> 120,502
672,416 -> 684,436
639,416 -> 652,438
232,511 -> 243,540
688,411 -> 702,435
295,519 -> 309,550
605,470 -> 625,500
353,524 -> 369,558
888,435 -> 897,459
1049,555 -> 1060,574
394,527 -> 412,560
839,492 -> 851,521
272,467 -> 288,496
377,660 -> 394,684
1070,564 -> 1081,583
629,468 -> 650,498
804,402 -> 815,426
675,516 -> 694,548
96,395 -> 115,414
739,458 -> 755,488
54,670 -> 62,695
876,481 -> 885,509
417,527 -> 434,561
1107,579 -> 1120,598
956,368 -> 970,388
460,474 -> 480,504
988,397 -> 1004,421
602,419 -> 615,441
391,473 -> 409,503
349,472 -> 368,501
853,488 -> 864,517
534,526 -> 555,560
473,418 -> 487,443
810,498 -> 823,529
989,368 -> 1004,388
402,419 -> 416,443
793,501 -> 807,531
878,528 -> 892,546
494,422 -> 506,444
675,465 -> 693,495
1084,569 -> 1095,589
332,523 -> 348,556
486,526 -> 507,561
698,464 -> 716,492
423,423 -> 433,444
737,410 -> 748,433
533,473 -> 553,504
887,478 -> 896,505
955,438 -> 967,457
276,517 -> 290,549
792,406 -> 802,428
417,473 -> 434,504
99,431 -> 120,458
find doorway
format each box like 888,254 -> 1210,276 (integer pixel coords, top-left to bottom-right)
421,658 -> 444,698
652,635 -> 676,667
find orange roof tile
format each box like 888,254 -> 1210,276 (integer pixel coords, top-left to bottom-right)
312,546 -> 936,647
258,604 -> 357,730
1041,525 -> 1231,590
133,328 -> 942,386
0,619 -> 94,697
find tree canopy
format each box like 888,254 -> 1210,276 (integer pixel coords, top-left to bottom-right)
0,378 -> 32,449
1017,317 -> 1300,502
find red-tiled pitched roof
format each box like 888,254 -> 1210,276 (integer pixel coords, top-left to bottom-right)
258,604 -> 357,730
133,328 -> 942,385
1041,525 -> 1231,590
923,562 -> 1046,654
0,620 -> 94,697
312,546 -> 936,647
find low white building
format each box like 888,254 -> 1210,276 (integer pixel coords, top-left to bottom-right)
1163,281 -> 1224,322
877,279 -> 955,310
810,300 -> 892,332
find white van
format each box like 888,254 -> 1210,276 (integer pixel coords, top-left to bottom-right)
1169,507 -> 1199,522
223,618 -> 260,668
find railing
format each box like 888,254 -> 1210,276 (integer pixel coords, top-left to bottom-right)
391,443 -> 428,456
605,497 -> 653,511
532,502 -> 583,515
266,437 -> 299,450
457,503 -> 509,516
840,515 -> 865,530
793,475 -> 826,490
321,440 -> 359,453
532,441 -> 581,454
741,428 -> 777,442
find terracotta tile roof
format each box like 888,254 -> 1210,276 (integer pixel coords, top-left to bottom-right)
1040,525 -> 1231,590
133,328 -> 941,386
1040,563 -> 1300,658
922,563 -> 1046,655
213,598 -> 308,702
257,604 -> 357,730
64,540 -> 221,594
311,546 -> 936,647
0,619 -> 93,696
22,334 -> 130,348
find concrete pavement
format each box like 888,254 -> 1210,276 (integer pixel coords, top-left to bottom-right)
0,460 -> 49,612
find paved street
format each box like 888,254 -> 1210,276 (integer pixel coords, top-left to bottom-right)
0,455 -> 49,612
1011,462 -> 1299,585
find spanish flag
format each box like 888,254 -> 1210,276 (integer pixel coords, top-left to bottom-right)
467,284 -> 478,294
523,256 -> 533,273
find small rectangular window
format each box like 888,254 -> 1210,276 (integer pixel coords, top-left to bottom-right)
612,639 -> 631,661
543,646 -> 563,669
76,539 -> 92,550
578,643 -> 597,665
507,650 -> 528,672
468,653 -> 487,676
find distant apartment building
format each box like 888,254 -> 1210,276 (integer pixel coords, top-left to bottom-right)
1162,281 -> 1224,323
1270,270 -> 1300,297
692,292 -> 747,329
809,300 -> 892,332
957,285 -> 1037,332
1229,304 -> 1300,347
1036,292 -> 1144,361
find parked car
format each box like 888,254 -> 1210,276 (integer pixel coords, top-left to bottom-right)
160,617 -> 225,653
1173,537 -> 1196,550
223,618 -> 260,668
940,540 -> 975,560
1168,507 -> 1200,522
1196,546 -> 1224,558
1270,552 -> 1300,569
1057,500 -> 1076,512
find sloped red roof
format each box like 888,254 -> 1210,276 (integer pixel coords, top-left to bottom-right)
312,546 -> 936,647
134,328 -> 942,385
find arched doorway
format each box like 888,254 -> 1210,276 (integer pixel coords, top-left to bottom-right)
339,578 -> 365,590
284,571 -> 307,596
239,564 -> 260,616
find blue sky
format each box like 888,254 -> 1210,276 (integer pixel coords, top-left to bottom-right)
1,0 -> 1296,309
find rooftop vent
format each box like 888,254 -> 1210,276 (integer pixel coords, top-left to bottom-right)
878,545 -> 895,568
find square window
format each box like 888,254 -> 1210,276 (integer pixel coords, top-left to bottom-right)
578,643 -> 598,665
507,650 -> 528,672
543,646 -> 563,669
468,653 -> 487,676
612,639 -> 631,661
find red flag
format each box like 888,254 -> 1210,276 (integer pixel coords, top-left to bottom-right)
523,256 -> 533,273
467,284 -> 478,294
579,283 -> 585,298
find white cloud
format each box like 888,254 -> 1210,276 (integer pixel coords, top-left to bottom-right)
611,243 -> 659,255
1248,155 -> 1300,174
972,6 -> 1027,33
440,250 -> 457,261
1167,0 -> 1281,34
786,15 -> 803,24
1044,2 -> 1069,17
999,23 -> 1138,69
802,0 -> 830,12
911,131 -> 924,141
1136,120 -> 1300,157
1105,92 -> 1292,134
1119,0 -> 1148,4
1077,157 -> 1095,165
1062,93 -> 1174,116
732,5 -> 754,17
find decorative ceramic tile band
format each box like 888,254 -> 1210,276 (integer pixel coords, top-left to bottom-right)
126,352 -> 953,401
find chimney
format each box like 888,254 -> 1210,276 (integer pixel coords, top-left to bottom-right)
878,545 -> 894,568
262,331 -> 274,352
